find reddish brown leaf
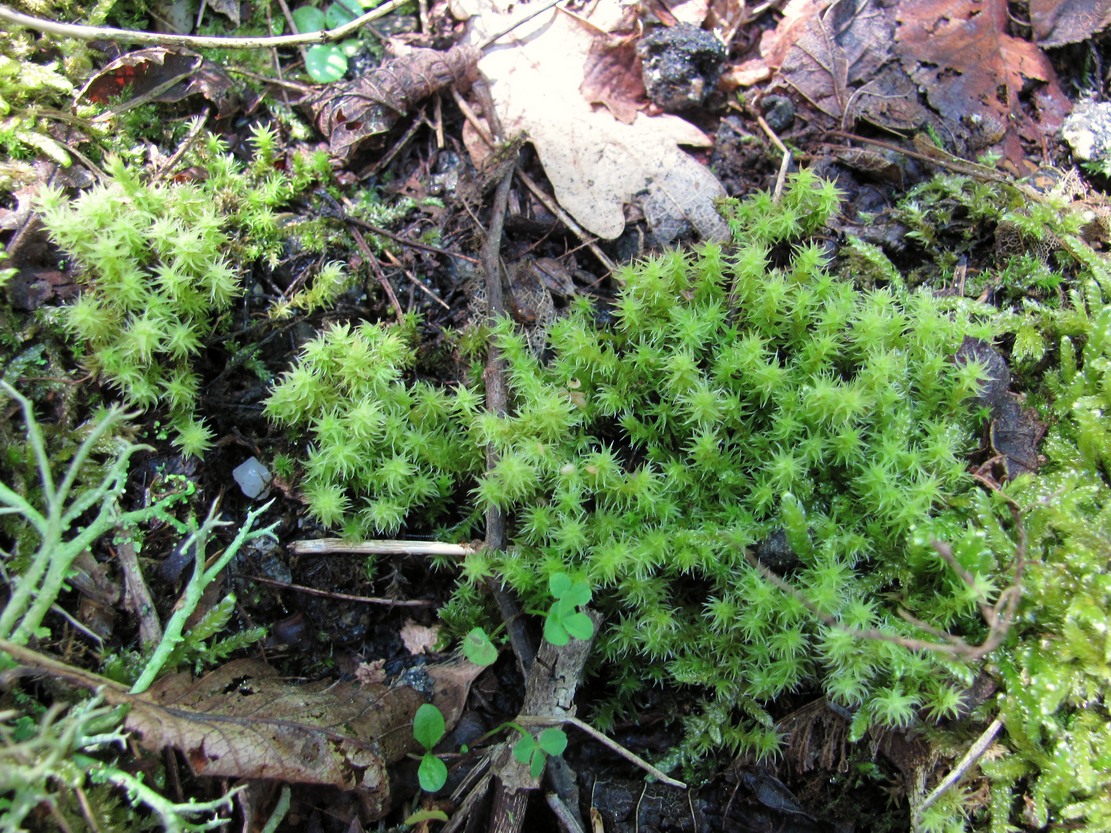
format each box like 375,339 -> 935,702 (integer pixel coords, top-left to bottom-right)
895,0 -> 1070,167
307,45 -> 481,160
76,48 -> 238,119
580,30 -> 646,125
778,0 -> 895,121
1031,0 -> 1111,46
78,48 -> 200,104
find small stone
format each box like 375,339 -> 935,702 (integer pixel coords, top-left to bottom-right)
233,456 -> 272,499
637,23 -> 726,113
1062,100 -> 1111,163
760,95 -> 795,134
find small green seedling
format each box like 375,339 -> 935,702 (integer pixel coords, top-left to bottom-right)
413,703 -> 448,792
462,626 -> 499,666
512,726 -> 568,779
543,573 -> 594,647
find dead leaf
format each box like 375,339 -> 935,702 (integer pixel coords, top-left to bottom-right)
988,398 -> 1046,479
76,48 -> 238,119
307,45 -> 481,160
956,337 -> 1046,480
580,20 -> 646,125
895,0 -> 1070,167
202,0 -> 241,28
776,0 -> 928,131
778,0 -> 886,121
0,642 -> 482,822
399,619 -> 440,654
1030,0 -> 1111,47
463,3 -> 729,243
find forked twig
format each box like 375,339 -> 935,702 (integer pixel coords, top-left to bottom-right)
746,490 -> 1026,662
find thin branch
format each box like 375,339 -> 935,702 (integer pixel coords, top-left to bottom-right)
745,496 -> 1026,662
238,573 -> 435,606
0,0 -> 411,50
915,717 -> 1003,819
351,226 -> 404,320
288,538 -> 476,557
562,716 -> 686,789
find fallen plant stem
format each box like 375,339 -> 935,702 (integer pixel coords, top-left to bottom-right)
915,717 -> 1003,821
115,538 -> 163,648
238,573 -> 435,606
516,715 -> 687,789
289,538 -> 476,557
745,496 -> 1025,661
0,0 -> 411,49
351,226 -> 404,320
480,154 -> 537,679
757,113 -> 792,204
343,214 -> 481,264
545,791 -> 587,833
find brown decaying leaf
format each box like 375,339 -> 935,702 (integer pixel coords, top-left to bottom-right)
76,48 -> 238,119
134,659 -> 482,796
777,0 -> 896,121
307,45 -> 481,160
895,0 -> 1070,167
956,337 -> 1046,480
464,2 -> 729,242
580,29 -> 645,125
1030,0 -> 1111,47
0,642 -> 476,820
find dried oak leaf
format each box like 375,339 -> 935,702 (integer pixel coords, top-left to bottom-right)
1031,0 -> 1111,47
463,2 -> 728,242
895,0 -> 1070,167
307,45 -> 481,161
580,27 -> 646,125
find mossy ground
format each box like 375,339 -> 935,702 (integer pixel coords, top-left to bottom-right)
2,4 -> 1111,832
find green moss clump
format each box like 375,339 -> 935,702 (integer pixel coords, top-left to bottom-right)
268,170 -> 1012,767
265,315 -> 484,537
36,127 -> 334,456
979,271 -> 1111,832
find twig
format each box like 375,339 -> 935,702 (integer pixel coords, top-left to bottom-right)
0,0 -> 411,49
115,538 -> 162,647
914,717 -> 1003,819
236,573 -> 435,606
380,248 -> 451,310
745,496 -> 1026,662
344,214 -> 481,263
757,114 -> 791,204
545,792 -> 587,833
450,88 -> 615,274
825,130 -> 1014,186
289,538 -> 475,557
350,226 -> 404,320
152,114 -> 209,183
482,164 -> 536,679
520,716 -> 687,789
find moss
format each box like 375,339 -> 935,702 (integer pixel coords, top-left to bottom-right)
267,168 -> 1111,830
269,171 -> 999,755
